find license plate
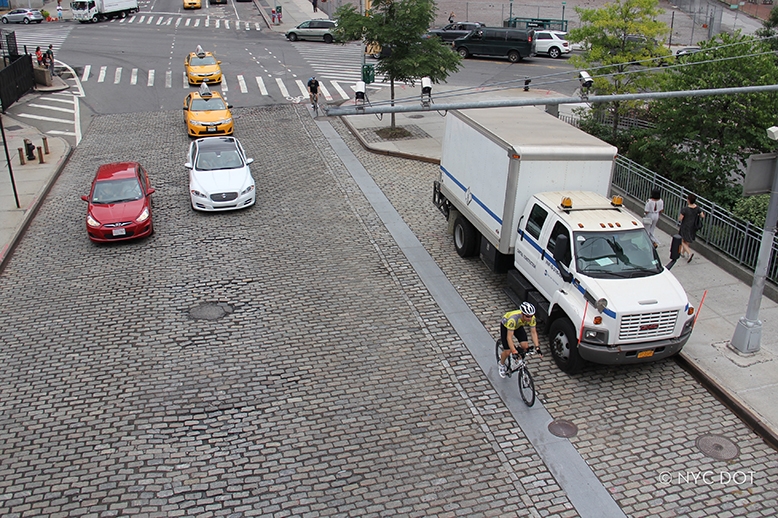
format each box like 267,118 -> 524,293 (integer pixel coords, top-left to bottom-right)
637,349 -> 654,359
206,127 -> 217,132
112,228 -> 126,236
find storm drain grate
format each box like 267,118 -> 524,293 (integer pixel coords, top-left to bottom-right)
548,419 -> 578,438
408,114 -> 424,119
189,302 -> 234,321
695,434 -> 739,460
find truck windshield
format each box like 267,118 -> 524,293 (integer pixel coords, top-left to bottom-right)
573,229 -> 662,278
71,1 -> 89,9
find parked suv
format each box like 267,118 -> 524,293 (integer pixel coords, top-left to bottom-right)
286,20 -> 337,43
1,8 -> 44,24
534,30 -> 570,59
426,22 -> 485,42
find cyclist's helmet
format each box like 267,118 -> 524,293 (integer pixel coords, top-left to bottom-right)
520,302 -> 536,316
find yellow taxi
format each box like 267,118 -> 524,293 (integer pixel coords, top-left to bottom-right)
183,0 -> 201,8
183,83 -> 234,137
185,45 -> 222,85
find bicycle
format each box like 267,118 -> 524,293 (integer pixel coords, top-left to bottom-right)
495,339 -> 537,407
310,91 -> 319,116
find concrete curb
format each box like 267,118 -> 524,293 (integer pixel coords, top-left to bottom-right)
339,115 -> 440,165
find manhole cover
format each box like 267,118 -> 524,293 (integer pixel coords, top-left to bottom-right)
5,125 -> 22,131
408,114 -> 424,119
696,434 -> 739,460
548,419 -> 578,438
189,302 -> 233,321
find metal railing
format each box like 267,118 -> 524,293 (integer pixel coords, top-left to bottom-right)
612,155 -> 778,283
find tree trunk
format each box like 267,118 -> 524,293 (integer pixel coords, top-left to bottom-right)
390,77 -> 396,129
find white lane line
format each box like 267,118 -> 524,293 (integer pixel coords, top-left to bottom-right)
256,77 -> 268,95
276,78 -> 289,98
81,64 -> 91,82
221,77 -> 228,92
97,66 -> 107,83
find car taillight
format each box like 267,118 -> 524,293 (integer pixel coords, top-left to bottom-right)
563,42 -> 569,47
528,36 -> 532,42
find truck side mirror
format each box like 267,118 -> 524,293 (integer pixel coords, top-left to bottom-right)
553,234 -> 574,283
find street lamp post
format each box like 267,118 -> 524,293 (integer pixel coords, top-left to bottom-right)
562,2 -> 566,21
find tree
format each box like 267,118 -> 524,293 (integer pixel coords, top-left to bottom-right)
333,0 -> 461,129
567,0 -> 670,138
755,6 -> 778,52
636,32 -> 778,205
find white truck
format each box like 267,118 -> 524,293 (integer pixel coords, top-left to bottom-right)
432,106 -> 696,373
70,0 -> 139,23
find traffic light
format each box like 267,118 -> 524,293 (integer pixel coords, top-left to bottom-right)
362,64 -> 375,84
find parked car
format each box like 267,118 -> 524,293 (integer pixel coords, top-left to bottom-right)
534,30 -> 570,58
1,9 -> 44,24
81,162 -> 155,242
186,137 -> 255,211
675,46 -> 701,57
426,22 -> 485,42
286,20 -> 337,43
453,28 -> 536,63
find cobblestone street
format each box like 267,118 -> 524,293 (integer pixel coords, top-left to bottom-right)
0,105 -> 775,516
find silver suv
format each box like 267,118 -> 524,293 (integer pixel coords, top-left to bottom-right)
286,20 -> 337,44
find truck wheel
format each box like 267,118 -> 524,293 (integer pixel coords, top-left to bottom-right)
457,47 -> 469,58
549,318 -> 583,373
548,47 -> 561,59
453,215 -> 478,258
120,11 -> 127,18
91,15 -> 98,22
508,50 -> 521,63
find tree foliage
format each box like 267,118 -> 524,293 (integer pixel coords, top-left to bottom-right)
333,0 -> 461,127
632,32 -> 778,206
567,0 -> 670,137
755,6 -> 778,52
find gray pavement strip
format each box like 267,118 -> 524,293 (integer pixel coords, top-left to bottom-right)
317,119 -> 626,518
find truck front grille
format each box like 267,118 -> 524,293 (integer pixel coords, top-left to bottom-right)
619,310 -> 679,340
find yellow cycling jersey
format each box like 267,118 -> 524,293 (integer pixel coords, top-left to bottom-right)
501,310 -> 536,330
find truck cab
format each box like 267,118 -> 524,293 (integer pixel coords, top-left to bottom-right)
512,191 -> 695,372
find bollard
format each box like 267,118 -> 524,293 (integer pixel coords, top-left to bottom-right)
42,136 -> 50,154
18,147 -> 26,165
37,147 -> 45,163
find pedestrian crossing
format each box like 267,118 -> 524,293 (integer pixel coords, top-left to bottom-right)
5,25 -> 74,56
291,41 -> 388,85
106,14 -> 264,31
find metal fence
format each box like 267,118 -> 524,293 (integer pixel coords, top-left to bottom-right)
612,155 -> 778,283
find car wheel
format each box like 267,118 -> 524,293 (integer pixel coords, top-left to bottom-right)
23,18 -> 30,24
120,11 -> 127,18
288,32 -> 298,41
548,47 -> 561,59
549,318 -> 584,374
457,47 -> 469,58
453,215 -> 478,258
323,34 -> 333,44
508,50 -> 521,63
1,18 -> 7,24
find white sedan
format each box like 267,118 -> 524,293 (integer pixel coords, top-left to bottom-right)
186,137 -> 255,211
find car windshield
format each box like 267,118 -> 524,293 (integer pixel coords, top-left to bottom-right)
191,98 -> 226,111
574,229 -> 662,279
190,56 -> 217,66
195,148 -> 244,171
92,178 -> 143,204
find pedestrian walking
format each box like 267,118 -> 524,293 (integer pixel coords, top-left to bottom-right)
312,0 -> 318,13
643,188 -> 664,248
448,11 -> 455,23
46,45 -> 55,76
678,193 -> 704,263
35,46 -> 43,67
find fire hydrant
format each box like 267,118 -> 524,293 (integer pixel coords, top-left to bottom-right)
271,9 -> 277,24
24,139 -> 36,161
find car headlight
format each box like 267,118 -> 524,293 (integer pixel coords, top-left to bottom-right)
191,189 -> 207,198
582,327 -> 608,345
189,119 -> 204,126
135,207 -> 149,223
241,184 -> 255,195
86,214 -> 101,228
218,118 -> 233,125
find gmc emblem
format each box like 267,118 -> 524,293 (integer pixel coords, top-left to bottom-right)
640,323 -> 659,331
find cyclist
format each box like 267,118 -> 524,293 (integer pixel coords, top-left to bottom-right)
498,302 -> 542,378
307,76 -> 320,108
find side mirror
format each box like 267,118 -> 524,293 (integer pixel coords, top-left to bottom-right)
245,158 -> 254,165
227,104 -> 233,109
552,234 -> 574,283
183,106 -> 188,111
81,195 -> 89,202
184,162 -> 193,169
147,188 -> 156,196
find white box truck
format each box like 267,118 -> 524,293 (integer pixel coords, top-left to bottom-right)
70,0 -> 139,23
433,106 -> 696,373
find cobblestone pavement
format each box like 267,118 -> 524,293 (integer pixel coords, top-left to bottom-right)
1,105 -> 776,517
324,117 -> 778,517
0,106 -> 574,517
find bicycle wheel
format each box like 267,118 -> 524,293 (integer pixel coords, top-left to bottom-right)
494,340 -> 503,363
518,366 -> 535,407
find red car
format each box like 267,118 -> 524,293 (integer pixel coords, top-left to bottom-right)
81,162 -> 155,242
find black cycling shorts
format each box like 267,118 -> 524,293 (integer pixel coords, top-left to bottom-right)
500,324 -> 528,349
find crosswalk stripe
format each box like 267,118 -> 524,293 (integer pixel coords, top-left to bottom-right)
45,96 -> 76,105
194,19 -> 200,27
131,68 -> 138,85
148,70 -> 154,87
256,77 -> 268,95
166,70 -> 172,88
98,66 -> 107,82
28,103 -> 75,114
276,78 -> 289,98
330,81 -> 349,100
222,77 -> 228,92
319,84 -> 332,101
47,130 -> 76,137
114,67 -> 122,84
237,75 -> 247,94
185,18 -> 190,26
181,71 -> 186,89
81,65 -> 91,82
295,80 -> 308,98
17,113 -> 73,124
